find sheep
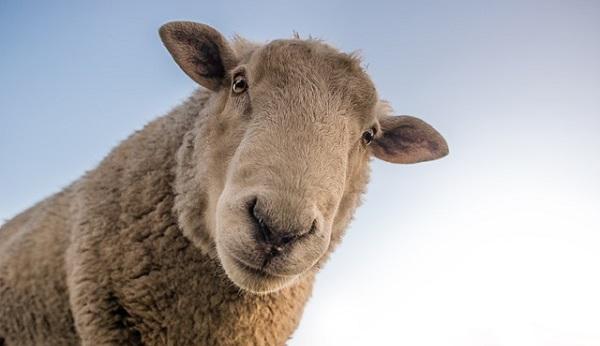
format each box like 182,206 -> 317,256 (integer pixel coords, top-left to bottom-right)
0,21 -> 448,345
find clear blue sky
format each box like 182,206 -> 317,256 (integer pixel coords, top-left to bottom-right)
1,1 -> 599,345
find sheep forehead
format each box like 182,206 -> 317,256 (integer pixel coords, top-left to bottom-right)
247,39 -> 378,120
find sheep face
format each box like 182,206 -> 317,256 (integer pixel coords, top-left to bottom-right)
161,22 -> 449,293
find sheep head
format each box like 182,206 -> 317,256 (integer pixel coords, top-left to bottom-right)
160,22 -> 448,294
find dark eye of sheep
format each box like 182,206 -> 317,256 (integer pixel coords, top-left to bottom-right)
362,128 -> 375,145
232,75 -> 247,94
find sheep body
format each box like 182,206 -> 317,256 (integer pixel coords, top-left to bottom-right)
0,91 -> 313,345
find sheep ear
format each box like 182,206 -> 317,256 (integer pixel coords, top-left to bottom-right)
372,115 -> 449,164
159,21 -> 238,91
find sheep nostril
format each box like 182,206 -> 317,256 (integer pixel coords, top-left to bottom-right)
249,198 -> 272,242
308,219 -> 317,236
248,198 -> 318,250
280,235 -> 295,245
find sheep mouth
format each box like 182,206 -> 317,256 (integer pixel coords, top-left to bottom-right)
231,256 -> 297,279
221,253 -> 301,294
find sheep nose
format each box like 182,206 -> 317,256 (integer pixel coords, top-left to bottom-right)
248,198 -> 317,253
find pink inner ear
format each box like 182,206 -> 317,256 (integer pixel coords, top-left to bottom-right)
371,116 -> 448,164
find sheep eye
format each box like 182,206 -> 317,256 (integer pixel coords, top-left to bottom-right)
232,75 -> 247,94
362,128 -> 375,145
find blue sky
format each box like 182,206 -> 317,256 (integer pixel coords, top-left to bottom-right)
1,1 -> 599,345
